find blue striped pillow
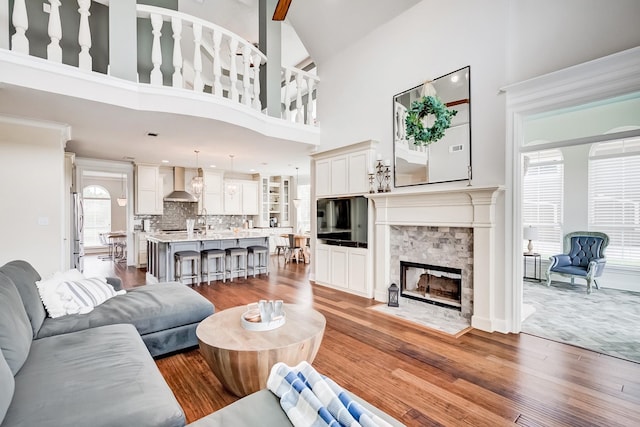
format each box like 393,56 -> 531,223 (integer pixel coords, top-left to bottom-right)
58,278 -> 122,314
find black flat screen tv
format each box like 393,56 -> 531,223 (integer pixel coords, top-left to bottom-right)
316,196 -> 368,247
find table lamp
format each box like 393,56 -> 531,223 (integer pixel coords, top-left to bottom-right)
523,226 -> 539,254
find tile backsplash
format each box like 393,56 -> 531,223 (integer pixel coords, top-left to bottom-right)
134,201 -> 252,231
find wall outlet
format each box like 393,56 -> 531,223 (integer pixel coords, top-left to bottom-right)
43,3 -> 51,13
37,217 -> 49,226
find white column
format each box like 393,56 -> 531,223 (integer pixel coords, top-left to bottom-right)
242,44 -> 252,106
306,77 -> 315,125
212,31 -> 222,96
228,38 -> 239,102
252,51 -> 262,110
47,0 -> 62,62
171,17 -> 183,88
295,72 -> 304,124
283,68 -> 292,120
77,0 -> 92,70
149,14 -> 163,85
192,22 -> 203,92
11,0 -> 29,54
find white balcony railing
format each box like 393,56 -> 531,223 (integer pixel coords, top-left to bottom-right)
7,0 -> 319,127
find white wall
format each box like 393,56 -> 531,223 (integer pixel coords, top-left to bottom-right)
506,0 -> 640,83
0,118 -> 68,276
315,0 -> 640,332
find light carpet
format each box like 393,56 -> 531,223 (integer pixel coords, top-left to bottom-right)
370,297 -> 470,336
522,280 -> 640,364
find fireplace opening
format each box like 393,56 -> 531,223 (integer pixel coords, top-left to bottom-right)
400,261 -> 462,310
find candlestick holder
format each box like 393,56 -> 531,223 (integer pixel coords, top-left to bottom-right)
373,160 -> 391,193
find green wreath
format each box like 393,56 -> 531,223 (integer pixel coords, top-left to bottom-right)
405,95 -> 457,146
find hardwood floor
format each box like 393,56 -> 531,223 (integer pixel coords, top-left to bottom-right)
90,256 -> 640,426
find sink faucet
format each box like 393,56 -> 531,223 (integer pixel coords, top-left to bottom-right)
198,208 -> 208,231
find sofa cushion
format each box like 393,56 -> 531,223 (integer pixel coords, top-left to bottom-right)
0,273 -> 32,375
35,268 -> 87,318
36,283 -> 214,339
0,349 -> 15,425
0,260 -> 45,337
57,277 -> 125,315
2,324 -> 186,427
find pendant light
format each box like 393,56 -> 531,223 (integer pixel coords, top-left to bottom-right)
293,167 -> 301,209
191,150 -> 204,198
116,173 -> 127,207
227,154 -> 237,198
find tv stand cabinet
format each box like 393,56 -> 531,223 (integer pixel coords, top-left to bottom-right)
311,140 -> 377,298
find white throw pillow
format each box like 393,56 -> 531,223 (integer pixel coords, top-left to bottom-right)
57,278 -> 125,315
36,269 -> 87,318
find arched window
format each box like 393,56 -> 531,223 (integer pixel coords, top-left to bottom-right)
589,137 -> 640,267
522,149 -> 564,256
82,185 -> 111,247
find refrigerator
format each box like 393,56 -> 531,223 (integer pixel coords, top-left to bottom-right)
71,192 -> 85,272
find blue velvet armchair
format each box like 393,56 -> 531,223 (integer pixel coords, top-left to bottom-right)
545,231 -> 609,294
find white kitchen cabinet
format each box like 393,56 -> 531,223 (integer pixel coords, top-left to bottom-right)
315,243 -> 369,297
135,164 -> 163,215
256,175 -> 291,227
134,231 -> 147,268
224,179 -> 259,215
200,170 -> 223,214
242,181 -> 259,215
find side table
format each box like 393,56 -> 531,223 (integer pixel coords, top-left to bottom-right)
523,252 -> 541,282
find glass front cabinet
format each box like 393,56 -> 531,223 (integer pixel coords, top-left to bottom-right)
256,175 -> 291,228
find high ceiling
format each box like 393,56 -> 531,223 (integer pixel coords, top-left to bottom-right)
1,0 -> 421,176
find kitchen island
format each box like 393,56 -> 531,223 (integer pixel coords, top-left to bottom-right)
146,231 -> 270,284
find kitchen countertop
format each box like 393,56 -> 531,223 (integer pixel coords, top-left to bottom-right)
146,230 -> 271,243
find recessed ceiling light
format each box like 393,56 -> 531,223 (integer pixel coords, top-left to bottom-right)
249,168 -> 256,172
209,164 -> 216,168
147,132 -> 158,137
161,160 -> 169,163
122,156 -> 135,161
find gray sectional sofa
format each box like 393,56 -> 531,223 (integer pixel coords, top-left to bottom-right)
0,259 -> 213,427
0,259 -> 404,427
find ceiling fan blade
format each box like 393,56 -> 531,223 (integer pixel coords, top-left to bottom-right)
272,0 -> 292,21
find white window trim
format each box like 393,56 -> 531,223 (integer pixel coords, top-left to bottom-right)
502,46 -> 640,334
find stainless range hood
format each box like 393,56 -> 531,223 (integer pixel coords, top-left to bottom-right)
164,167 -> 198,202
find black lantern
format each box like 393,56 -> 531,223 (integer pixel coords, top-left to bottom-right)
388,283 -> 399,307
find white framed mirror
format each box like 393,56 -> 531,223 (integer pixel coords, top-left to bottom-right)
393,66 -> 471,187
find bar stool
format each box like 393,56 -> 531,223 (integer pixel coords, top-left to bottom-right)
201,248 -> 226,284
225,247 -> 247,282
174,250 -> 200,286
247,245 -> 269,277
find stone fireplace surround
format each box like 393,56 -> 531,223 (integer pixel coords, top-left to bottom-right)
367,186 -> 503,332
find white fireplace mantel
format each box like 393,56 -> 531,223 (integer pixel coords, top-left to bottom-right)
367,185 -> 505,332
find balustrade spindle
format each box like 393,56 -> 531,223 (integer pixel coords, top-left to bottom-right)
47,0 -> 62,62
192,23 -> 203,92
252,51 -> 262,110
295,72 -> 304,124
77,0 -> 92,70
212,31 -> 222,96
150,14 -> 163,85
242,44 -> 252,106
171,17 -> 183,88
306,78 -> 315,125
11,0 -> 29,54
283,69 -> 292,120
228,38 -> 239,102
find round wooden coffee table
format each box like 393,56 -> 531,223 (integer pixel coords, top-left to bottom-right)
196,303 -> 326,397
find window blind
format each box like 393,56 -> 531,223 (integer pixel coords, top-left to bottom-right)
522,150 -> 564,256
589,138 -> 640,268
